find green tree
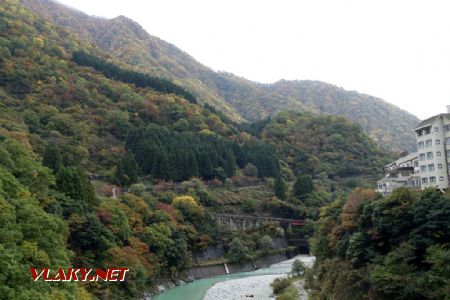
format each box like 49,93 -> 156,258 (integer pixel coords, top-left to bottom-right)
223,148 -> 236,177
175,148 -> 198,181
274,175 -> 287,200
198,154 -> 214,180
56,166 -> 98,213
293,174 -> 313,198
42,143 -> 63,172
227,237 -> 250,263
271,277 -> 291,295
242,199 -> 257,213
115,153 -> 139,187
0,143 -> 76,298
260,235 -> 274,250
107,110 -> 131,140
128,183 -> 145,197
292,259 -> 306,276
243,163 -> 259,177
213,167 -> 227,182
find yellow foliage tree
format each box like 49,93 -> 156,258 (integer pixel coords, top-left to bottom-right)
171,195 -> 204,222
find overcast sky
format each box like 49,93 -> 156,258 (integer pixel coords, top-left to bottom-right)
57,0 -> 450,120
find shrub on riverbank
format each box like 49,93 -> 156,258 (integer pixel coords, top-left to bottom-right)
291,259 -> 306,276
271,277 -> 299,300
271,277 -> 292,294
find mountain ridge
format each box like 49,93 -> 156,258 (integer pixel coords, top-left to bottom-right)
21,0 -> 420,152
0,1 -> 408,298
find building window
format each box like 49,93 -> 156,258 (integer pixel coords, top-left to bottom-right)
445,124 -> 450,132
428,164 -> 435,171
420,165 -> 427,172
420,153 -> 426,161
440,176 -> 444,181
436,139 -> 441,145
418,141 -> 424,149
424,128 -> 431,135
437,151 -> 441,156
414,160 -> 419,167
429,176 -> 436,183
446,137 -> 450,145
422,177 -> 428,184
426,139 -> 432,147
434,127 -> 439,132
427,152 -> 433,159
438,163 -> 443,169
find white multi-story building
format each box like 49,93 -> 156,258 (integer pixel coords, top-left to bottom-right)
377,106 -> 450,194
414,109 -> 450,190
377,152 -> 420,196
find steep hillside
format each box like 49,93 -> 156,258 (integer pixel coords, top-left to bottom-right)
0,1 -> 399,299
0,1 -> 280,298
20,0 -> 244,122
21,0 -> 420,153
266,80 -> 419,153
262,111 -> 391,178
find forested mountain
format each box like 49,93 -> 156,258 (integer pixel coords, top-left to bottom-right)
20,0 -> 244,123
0,1 -> 281,297
1,1 -> 444,300
264,80 -> 419,153
261,112 -> 391,178
21,0 -> 419,153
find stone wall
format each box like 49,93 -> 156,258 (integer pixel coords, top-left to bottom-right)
193,245 -> 224,263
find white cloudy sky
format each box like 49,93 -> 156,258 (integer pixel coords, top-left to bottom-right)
57,0 -> 450,120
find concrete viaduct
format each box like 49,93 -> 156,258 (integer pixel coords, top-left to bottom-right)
213,213 -> 304,230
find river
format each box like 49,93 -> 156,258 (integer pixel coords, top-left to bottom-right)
152,255 -> 314,300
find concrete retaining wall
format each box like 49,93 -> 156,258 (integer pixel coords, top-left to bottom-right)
186,253 -> 288,280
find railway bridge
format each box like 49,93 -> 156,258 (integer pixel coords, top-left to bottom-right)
213,213 -> 304,230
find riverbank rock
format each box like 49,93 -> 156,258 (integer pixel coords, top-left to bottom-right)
203,274 -> 283,300
203,255 -> 314,300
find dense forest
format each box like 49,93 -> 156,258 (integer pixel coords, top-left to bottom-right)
2,1 -> 447,300
307,188 -> 450,299
125,124 -> 279,182
72,51 -> 198,104
262,111 -> 391,177
21,0 -> 420,153
0,1 -> 279,298
0,2 -> 301,298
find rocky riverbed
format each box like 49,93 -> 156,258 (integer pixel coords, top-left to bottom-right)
203,255 -> 314,300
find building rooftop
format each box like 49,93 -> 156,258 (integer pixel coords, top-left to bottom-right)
384,152 -> 417,169
396,152 -> 417,165
415,113 -> 450,129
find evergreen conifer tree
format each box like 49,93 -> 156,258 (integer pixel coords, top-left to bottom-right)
293,174 -> 314,198
274,175 -> 287,200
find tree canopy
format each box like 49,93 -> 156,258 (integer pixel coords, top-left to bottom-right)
308,188 -> 450,300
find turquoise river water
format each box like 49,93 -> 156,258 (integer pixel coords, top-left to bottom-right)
152,262 -> 293,300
